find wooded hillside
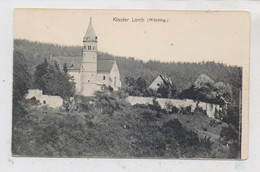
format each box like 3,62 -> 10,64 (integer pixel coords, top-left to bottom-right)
14,39 -> 242,90
12,39 -> 242,158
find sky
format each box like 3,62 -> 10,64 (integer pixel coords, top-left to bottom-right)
14,9 -> 250,66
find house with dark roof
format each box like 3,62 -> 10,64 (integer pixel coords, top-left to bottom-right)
148,75 -> 173,90
50,17 -> 121,96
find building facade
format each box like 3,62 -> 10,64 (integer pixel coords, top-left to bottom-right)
51,17 -> 121,96
149,75 -> 173,90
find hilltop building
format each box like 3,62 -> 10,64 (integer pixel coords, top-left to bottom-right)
149,75 -> 174,90
51,17 -> 122,96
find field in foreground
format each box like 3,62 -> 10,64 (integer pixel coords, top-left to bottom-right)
12,92 -> 239,159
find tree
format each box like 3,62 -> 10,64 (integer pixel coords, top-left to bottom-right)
156,82 -> 177,99
135,77 -> 148,96
63,63 -> 68,74
33,58 -> 49,91
194,74 -> 215,88
13,51 -> 32,124
194,74 -> 216,102
13,51 -> 31,105
124,76 -> 150,97
135,77 -> 147,91
33,60 -> 75,98
124,76 -> 136,87
123,76 -> 137,96
215,82 -> 232,103
179,74 -> 232,104
178,84 -> 196,100
157,84 -> 169,98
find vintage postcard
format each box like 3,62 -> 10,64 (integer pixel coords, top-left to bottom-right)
12,9 -> 250,159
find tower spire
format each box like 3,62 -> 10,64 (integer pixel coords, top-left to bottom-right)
84,17 -> 97,41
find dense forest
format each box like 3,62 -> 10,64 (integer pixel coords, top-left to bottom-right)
14,39 -> 242,90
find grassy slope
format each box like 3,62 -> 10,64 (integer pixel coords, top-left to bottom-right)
12,100 -> 230,158
152,112 -> 230,158
170,114 -> 230,158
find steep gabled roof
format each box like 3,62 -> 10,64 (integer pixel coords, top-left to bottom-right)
159,75 -> 174,87
50,54 -> 115,73
84,17 -> 97,41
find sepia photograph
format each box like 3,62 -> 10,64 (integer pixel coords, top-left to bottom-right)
12,9 -> 250,159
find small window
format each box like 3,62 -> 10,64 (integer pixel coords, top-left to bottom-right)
157,83 -> 160,86
103,76 -> 106,80
88,80 -> 90,82
92,74 -> 93,76
88,46 -> 91,50
43,100 -> 46,104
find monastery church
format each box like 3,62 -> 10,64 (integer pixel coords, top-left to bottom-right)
51,17 -> 122,96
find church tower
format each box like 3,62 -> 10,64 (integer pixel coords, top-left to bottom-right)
80,17 -> 98,96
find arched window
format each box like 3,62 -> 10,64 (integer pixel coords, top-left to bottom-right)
103,76 -> 106,80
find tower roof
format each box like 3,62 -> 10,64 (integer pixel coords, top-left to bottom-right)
84,17 -> 97,41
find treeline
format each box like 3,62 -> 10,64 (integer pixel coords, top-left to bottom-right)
14,39 -> 242,90
123,74 -> 232,104
14,39 -> 82,74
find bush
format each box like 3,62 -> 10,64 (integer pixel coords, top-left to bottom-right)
165,102 -> 179,114
209,120 -> 218,127
220,126 -> 240,158
184,105 -> 192,115
223,104 -> 240,130
160,119 -> 213,158
179,106 -> 192,115
94,90 -> 128,115
133,102 -> 164,121
194,106 -> 207,116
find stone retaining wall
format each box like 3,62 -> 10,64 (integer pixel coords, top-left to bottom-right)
126,96 -> 222,119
